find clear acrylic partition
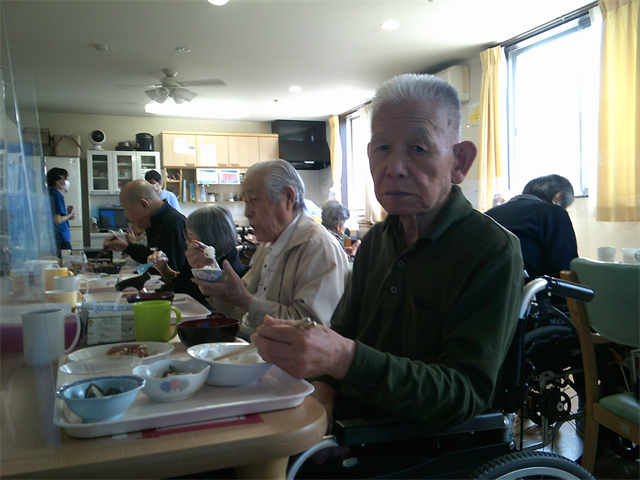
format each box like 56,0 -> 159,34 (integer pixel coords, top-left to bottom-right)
1,8 -> 64,450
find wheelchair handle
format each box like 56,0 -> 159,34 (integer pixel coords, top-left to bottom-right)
542,275 -> 594,302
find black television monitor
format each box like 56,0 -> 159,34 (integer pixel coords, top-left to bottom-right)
98,207 -> 128,231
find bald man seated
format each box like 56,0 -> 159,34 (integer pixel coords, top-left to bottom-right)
103,179 -> 187,272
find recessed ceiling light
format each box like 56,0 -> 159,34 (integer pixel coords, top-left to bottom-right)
175,47 -> 190,53
207,0 -> 229,5
288,86 -> 302,93
380,20 -> 399,31
93,43 -> 109,52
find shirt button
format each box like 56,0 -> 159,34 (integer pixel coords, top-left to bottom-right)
390,286 -> 397,294
397,260 -> 404,267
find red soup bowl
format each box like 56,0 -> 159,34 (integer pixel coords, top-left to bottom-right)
177,314 -> 240,347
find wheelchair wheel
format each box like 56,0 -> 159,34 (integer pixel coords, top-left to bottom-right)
469,451 -> 594,479
609,434 -> 639,460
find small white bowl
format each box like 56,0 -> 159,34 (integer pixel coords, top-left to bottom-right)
59,356 -> 143,381
188,343 -> 274,387
192,268 -> 226,283
67,342 -> 174,365
55,375 -> 145,423
133,359 -> 210,402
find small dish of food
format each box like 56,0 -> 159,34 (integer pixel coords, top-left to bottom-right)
67,342 -> 174,365
191,267 -> 226,283
133,358 -> 210,402
55,375 -> 145,423
188,343 -> 274,386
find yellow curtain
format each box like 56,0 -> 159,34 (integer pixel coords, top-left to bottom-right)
477,46 -> 507,212
596,0 -> 639,221
328,115 -> 342,203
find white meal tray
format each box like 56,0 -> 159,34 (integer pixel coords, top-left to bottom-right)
53,366 -> 314,438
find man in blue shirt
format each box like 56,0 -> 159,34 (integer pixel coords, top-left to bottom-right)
144,169 -> 181,213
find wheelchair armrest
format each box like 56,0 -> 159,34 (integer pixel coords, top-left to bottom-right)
333,408 -> 507,446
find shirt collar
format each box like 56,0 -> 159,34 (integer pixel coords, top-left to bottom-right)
267,212 -> 301,256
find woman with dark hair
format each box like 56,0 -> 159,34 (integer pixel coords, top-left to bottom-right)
47,167 -> 75,256
148,205 -> 246,307
486,174 -> 578,278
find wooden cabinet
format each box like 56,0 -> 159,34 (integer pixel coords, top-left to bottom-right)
161,133 -> 198,167
228,136 -> 260,167
196,135 -> 229,167
162,131 -> 279,168
259,136 -> 280,162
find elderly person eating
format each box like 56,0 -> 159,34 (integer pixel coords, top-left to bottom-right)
187,159 -> 349,337
251,74 -> 523,443
321,200 -> 360,258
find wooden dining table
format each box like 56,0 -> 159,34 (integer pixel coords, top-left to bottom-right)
0,344 -> 327,479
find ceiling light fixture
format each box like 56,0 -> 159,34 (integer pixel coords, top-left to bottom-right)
175,47 -> 191,53
380,20 -> 399,31
288,86 -> 302,93
145,86 -> 196,104
207,0 -> 229,6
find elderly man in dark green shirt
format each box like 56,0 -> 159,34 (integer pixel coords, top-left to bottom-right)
252,74 -> 524,430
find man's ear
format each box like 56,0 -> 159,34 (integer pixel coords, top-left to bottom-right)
140,198 -> 151,210
281,185 -> 297,210
451,141 -> 477,184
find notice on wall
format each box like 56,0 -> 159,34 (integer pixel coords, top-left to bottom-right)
200,144 -> 218,165
173,137 -> 196,155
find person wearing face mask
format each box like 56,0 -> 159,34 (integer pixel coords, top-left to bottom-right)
47,167 -> 75,257
144,169 -> 181,213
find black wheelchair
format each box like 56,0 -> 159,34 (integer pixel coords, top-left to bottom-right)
287,276 -> 596,480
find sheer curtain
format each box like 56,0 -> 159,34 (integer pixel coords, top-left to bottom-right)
476,46 -> 508,212
328,115 -> 342,203
596,0 -> 639,221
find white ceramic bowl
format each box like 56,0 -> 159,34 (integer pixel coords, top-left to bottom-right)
191,268 -> 226,283
67,342 -> 174,365
55,375 -> 145,423
188,343 -> 274,387
58,356 -> 143,381
133,358 -> 210,402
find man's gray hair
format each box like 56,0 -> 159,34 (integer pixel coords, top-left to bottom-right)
523,174 -> 575,209
321,201 -> 350,230
244,159 -> 305,210
369,73 -> 462,142
186,205 -> 237,255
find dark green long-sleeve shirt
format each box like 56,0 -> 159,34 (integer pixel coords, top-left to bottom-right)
324,186 -> 523,426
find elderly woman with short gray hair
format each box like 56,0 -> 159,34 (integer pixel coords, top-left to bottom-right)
187,159 -> 349,337
322,201 -> 360,258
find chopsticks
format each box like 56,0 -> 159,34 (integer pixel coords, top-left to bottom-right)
211,317 -> 316,361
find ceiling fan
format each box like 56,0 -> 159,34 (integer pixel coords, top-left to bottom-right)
142,68 -> 226,104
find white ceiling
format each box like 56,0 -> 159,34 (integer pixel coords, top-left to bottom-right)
2,0 -> 593,123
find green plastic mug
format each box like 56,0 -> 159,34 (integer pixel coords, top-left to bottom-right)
133,300 -> 180,342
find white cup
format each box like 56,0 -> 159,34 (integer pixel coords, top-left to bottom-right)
53,275 -> 89,294
597,246 -> 616,262
622,248 -> 640,264
21,309 -> 81,366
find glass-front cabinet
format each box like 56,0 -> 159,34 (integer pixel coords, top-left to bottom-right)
88,150 -> 136,194
138,151 -> 161,179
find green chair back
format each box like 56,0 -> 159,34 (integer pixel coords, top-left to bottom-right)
570,257 -> 640,348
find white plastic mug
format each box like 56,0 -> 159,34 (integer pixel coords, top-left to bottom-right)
21,308 -> 81,366
622,248 -> 640,264
53,275 -> 89,294
597,246 -> 616,262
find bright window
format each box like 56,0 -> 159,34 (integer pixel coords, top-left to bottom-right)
506,13 -> 601,196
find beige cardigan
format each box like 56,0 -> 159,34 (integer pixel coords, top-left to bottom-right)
208,211 -> 349,337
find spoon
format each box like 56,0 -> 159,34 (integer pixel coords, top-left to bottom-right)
134,253 -> 167,275
212,317 -> 316,361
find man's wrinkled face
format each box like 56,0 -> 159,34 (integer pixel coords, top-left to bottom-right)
121,197 -> 151,229
368,100 -> 460,218
242,173 -> 290,243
